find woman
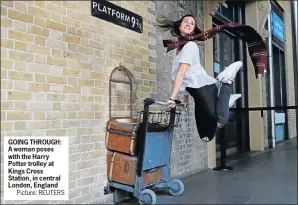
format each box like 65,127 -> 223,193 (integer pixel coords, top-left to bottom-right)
157,14 -> 242,142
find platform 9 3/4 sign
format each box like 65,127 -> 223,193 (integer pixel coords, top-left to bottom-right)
91,0 -> 143,34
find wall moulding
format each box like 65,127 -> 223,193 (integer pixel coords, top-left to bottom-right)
208,0 -> 271,39
208,0 -> 225,15
258,1 -> 271,39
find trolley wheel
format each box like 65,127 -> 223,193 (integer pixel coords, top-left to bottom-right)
139,189 -> 157,205
168,179 -> 185,196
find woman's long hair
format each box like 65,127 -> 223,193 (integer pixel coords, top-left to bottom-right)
156,14 -> 202,38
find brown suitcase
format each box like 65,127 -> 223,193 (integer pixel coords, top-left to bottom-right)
143,167 -> 163,185
107,151 -> 163,186
106,119 -> 140,155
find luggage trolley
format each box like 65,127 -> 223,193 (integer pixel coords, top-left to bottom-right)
104,98 -> 185,204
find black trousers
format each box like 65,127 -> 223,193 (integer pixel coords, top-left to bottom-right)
186,83 -> 232,141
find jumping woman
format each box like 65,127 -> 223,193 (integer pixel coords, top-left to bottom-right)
157,14 -> 243,142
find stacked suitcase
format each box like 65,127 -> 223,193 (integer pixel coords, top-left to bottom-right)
106,119 -> 163,186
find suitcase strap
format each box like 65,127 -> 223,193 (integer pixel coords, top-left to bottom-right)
109,152 -> 116,180
106,129 -> 136,139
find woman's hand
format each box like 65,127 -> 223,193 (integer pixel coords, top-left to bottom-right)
167,99 -> 176,108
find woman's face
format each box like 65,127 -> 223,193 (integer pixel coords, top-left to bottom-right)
179,16 -> 196,36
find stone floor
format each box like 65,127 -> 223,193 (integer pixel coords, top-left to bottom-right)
122,138 -> 298,204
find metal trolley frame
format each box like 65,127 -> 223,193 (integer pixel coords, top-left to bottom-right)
104,98 -> 185,204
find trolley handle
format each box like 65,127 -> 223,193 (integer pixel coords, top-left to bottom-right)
144,98 -> 184,107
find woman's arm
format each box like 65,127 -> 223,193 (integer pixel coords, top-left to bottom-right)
170,63 -> 190,100
168,41 -> 197,107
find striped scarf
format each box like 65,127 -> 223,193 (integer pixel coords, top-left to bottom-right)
163,23 -> 267,78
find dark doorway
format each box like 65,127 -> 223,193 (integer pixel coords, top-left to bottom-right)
212,1 -> 250,157
272,45 -> 287,142
269,1 -> 288,143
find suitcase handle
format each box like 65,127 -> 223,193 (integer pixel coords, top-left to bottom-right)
145,168 -> 157,173
144,98 -> 183,106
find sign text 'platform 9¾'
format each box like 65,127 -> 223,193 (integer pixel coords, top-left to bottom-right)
91,0 -> 143,34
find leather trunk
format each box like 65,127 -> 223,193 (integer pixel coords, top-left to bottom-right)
142,167 -> 163,185
107,151 -> 163,186
107,150 -> 137,186
106,119 -> 140,155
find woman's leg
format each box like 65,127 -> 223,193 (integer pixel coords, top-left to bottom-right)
216,82 -> 233,127
185,61 -> 243,140
186,84 -> 218,141
215,61 -> 243,127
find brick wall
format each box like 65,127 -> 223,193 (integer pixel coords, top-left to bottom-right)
282,1 -> 297,139
1,1 -> 156,204
263,72 -> 270,149
1,1 -> 211,204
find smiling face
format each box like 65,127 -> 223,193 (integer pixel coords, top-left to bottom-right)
179,16 -> 196,36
